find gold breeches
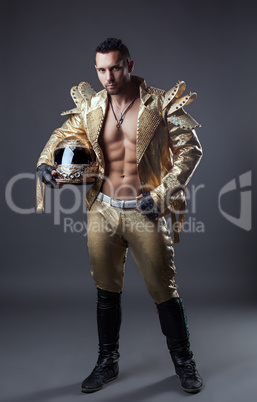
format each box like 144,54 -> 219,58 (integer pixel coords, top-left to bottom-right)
87,197 -> 179,304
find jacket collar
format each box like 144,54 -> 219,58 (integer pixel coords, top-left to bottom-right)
132,76 -> 153,105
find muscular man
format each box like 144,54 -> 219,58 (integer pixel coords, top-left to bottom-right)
37,38 -> 203,394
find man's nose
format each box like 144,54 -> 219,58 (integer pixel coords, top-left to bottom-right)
106,70 -> 114,81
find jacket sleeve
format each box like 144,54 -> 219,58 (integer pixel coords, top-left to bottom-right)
37,112 -> 87,168
36,81 -> 96,212
150,84 -> 203,215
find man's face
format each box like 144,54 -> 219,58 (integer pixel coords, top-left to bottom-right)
95,51 -> 134,95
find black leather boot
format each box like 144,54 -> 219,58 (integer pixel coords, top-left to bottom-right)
81,288 -> 121,393
157,297 -> 203,393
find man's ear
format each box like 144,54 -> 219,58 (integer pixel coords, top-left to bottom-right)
128,59 -> 134,73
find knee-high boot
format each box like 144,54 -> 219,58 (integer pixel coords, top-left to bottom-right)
81,288 -> 121,393
157,297 -> 203,393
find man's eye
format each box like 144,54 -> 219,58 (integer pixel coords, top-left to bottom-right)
99,69 -> 105,73
113,67 -> 120,71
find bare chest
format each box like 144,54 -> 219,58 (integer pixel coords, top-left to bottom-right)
99,99 -> 140,151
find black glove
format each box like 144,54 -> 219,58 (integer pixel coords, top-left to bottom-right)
37,164 -> 57,188
137,192 -> 160,220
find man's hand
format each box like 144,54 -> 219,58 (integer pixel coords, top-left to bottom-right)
37,164 -> 58,188
136,192 -> 160,220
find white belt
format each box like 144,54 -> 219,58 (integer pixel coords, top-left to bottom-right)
97,192 -> 138,209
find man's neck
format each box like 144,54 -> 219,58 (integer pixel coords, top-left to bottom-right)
109,81 -> 139,109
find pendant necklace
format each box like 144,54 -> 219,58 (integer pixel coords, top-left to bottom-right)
110,91 -> 139,130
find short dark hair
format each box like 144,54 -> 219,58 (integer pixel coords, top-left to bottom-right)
95,38 -> 131,62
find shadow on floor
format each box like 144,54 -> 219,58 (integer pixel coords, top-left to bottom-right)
4,376 -> 185,402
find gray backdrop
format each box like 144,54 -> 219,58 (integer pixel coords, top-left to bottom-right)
1,1 -> 256,401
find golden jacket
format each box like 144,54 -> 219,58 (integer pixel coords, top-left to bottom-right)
37,76 -> 202,241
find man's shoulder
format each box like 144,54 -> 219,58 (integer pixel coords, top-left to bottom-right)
147,86 -> 166,97
61,82 -> 106,116
69,81 -> 106,105
146,80 -> 186,100
143,79 -> 200,129
70,82 -> 97,103
145,79 -> 193,98
143,79 -> 189,102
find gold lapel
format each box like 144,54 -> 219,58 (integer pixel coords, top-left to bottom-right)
137,80 -> 162,164
137,106 -> 162,164
86,92 -> 108,164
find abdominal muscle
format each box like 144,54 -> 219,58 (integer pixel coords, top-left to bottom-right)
99,103 -> 142,200
100,138 -> 142,200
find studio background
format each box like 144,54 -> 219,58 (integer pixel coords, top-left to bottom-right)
1,1 -> 256,402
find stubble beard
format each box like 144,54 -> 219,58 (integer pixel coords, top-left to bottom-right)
105,87 -> 121,95
104,77 -> 130,96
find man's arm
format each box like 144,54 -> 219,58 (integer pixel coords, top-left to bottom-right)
151,127 -> 202,212
149,86 -> 203,215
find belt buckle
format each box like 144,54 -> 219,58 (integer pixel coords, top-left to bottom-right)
110,198 -> 122,208
114,200 -> 125,208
